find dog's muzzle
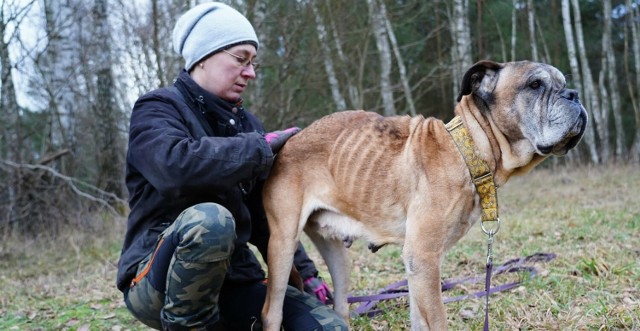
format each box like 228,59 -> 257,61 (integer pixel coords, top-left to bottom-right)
536,88 -> 588,156
539,108 -> 587,156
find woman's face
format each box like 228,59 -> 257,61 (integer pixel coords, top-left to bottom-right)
191,44 -> 258,102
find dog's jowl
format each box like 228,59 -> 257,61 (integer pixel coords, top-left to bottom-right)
261,60 -> 587,331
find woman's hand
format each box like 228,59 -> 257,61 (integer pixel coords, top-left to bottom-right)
264,127 -> 301,154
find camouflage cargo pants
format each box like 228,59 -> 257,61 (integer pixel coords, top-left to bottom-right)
124,202 -> 348,331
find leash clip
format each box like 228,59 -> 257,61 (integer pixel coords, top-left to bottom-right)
482,218 -> 499,331
482,218 -> 499,266
485,230 -> 494,266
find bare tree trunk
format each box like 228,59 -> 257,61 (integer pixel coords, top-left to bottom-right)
572,0 -> 606,163
93,0 -> 124,196
548,0 -> 562,64
324,2 -> 361,109
596,2 -> 612,164
626,0 -> 640,163
535,17 -> 551,63
379,0 -> 416,116
247,0 -> 266,112
434,0 -> 449,112
367,0 -> 396,116
450,0 -> 472,103
601,0 -> 624,161
561,0 -> 598,163
0,1 -> 24,226
0,4 -> 21,163
114,0 -> 183,97
311,1 -> 346,111
631,1 -> 640,109
476,0 -> 484,58
486,6 -> 507,62
527,0 -> 539,62
151,0 -> 166,87
40,0 -> 83,172
511,0 -> 517,61
561,0 -> 582,103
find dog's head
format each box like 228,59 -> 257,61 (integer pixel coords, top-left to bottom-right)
457,60 -> 588,156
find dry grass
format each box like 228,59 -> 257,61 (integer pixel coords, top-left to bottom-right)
0,218 -> 138,330
0,164 -> 638,330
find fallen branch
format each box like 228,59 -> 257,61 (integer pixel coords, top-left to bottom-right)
1,159 -> 127,216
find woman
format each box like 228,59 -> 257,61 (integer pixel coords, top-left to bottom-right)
116,2 -> 347,330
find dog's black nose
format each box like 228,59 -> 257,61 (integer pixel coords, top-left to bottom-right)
560,89 -> 579,102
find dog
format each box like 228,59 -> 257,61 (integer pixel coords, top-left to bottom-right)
261,60 -> 587,330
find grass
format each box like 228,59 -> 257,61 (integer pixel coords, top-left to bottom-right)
0,164 -> 638,330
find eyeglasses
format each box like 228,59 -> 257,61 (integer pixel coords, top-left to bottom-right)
222,49 -> 260,71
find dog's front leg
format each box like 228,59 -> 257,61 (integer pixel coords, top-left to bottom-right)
403,250 -> 448,331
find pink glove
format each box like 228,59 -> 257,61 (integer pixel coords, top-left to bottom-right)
264,127 -> 301,154
303,276 -> 334,304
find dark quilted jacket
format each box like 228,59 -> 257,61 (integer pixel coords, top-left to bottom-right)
117,70 -> 296,291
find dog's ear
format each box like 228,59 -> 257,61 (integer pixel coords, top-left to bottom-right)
457,60 -> 504,103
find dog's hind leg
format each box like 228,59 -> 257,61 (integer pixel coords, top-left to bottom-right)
305,228 -> 351,322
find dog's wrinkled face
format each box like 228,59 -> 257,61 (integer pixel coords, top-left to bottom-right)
461,61 -> 588,156
498,63 -> 587,155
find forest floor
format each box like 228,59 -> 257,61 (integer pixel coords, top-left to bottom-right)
1,164 -> 638,330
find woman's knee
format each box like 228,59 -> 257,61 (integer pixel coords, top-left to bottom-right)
283,286 -> 349,330
173,203 -> 236,262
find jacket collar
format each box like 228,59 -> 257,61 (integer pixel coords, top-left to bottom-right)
175,70 -> 246,130
177,70 -> 244,109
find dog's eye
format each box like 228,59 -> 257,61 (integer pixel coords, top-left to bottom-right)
529,80 -> 542,90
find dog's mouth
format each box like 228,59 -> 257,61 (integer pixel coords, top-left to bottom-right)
536,110 -> 587,156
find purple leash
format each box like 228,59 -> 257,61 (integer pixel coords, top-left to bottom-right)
347,252 -> 557,321
483,226 -> 496,331
483,258 -> 493,331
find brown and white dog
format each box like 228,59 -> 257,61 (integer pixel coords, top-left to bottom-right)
261,60 -> 587,330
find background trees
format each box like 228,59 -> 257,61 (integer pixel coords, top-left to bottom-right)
1,0 -> 639,236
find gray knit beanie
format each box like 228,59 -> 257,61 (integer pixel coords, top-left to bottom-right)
173,2 -> 259,71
